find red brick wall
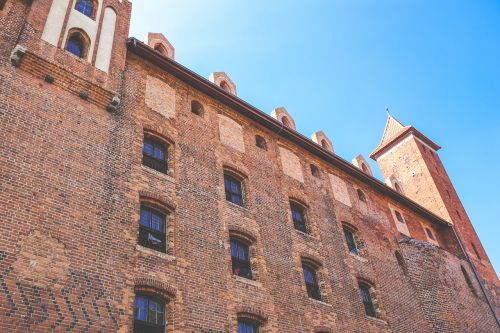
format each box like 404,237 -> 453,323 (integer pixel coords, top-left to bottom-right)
0,1 -> 498,332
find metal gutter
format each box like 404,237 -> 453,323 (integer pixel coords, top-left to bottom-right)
126,37 -> 452,229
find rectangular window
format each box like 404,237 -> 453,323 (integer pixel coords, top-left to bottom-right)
238,320 -> 258,333
359,284 -> 376,317
343,227 -> 358,255
224,174 -> 243,206
230,238 -> 252,279
302,264 -> 321,300
134,295 -> 165,333
291,202 -> 308,233
143,137 -> 168,174
139,206 -> 167,253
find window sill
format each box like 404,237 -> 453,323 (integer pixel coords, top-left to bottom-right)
366,316 -> 388,326
295,230 -> 319,241
309,298 -> 332,307
225,200 -> 250,213
136,245 -> 176,261
233,275 -> 263,288
349,252 -> 368,263
141,165 -> 175,183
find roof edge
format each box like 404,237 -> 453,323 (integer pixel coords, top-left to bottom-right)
126,37 -> 451,229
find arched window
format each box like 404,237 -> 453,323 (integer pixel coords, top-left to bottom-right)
75,0 -> 95,18
395,251 -> 408,276
461,266 -> 476,295
143,134 -> 168,174
358,282 -> 377,318
394,182 -> 403,194
302,262 -> 321,300
361,163 -> 368,173
343,225 -> 359,255
310,164 -> 320,178
139,205 -> 167,253
224,172 -> 244,206
134,294 -> 166,333
191,100 -> 204,116
395,210 -> 404,224
230,237 -> 252,280
220,81 -> 231,92
238,319 -> 259,333
281,116 -> 292,129
290,201 -> 309,234
471,243 -> 482,260
357,189 -> 366,203
66,31 -> 88,58
154,43 -> 168,56
255,135 -> 267,150
320,139 -> 329,150
425,227 -> 435,241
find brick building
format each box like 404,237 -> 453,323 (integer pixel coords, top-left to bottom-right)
0,0 -> 498,332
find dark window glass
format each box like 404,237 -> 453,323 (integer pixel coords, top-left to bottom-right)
394,183 -> 402,193
255,135 -> 267,150
66,34 -> 85,58
75,0 -> 94,18
357,189 -> 366,202
310,164 -> 320,178
359,284 -> 376,317
224,174 -> 243,206
134,295 -> 165,333
291,202 -> 308,233
0,0 -> 6,10
361,163 -> 368,173
191,100 -> 203,116
302,264 -> 321,300
143,137 -> 168,174
395,211 -> 404,223
395,251 -> 408,276
230,238 -> 252,279
139,206 -> 166,253
425,228 -> 435,240
238,320 -> 258,333
343,227 -> 358,255
320,139 -> 329,150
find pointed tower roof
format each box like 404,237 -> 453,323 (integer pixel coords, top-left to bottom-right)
370,112 -> 440,160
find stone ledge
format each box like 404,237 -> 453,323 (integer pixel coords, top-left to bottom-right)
136,245 -> 176,261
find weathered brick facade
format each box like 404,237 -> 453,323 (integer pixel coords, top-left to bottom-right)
0,1 -> 498,332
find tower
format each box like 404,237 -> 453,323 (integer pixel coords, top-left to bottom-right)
370,114 -> 498,296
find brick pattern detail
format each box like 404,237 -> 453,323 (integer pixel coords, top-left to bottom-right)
329,173 -> 352,207
145,75 -> 176,118
20,51 -> 115,110
279,146 -> 304,182
218,114 -> 245,153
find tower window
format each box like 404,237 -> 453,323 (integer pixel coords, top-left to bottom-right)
191,100 -> 204,116
238,320 -> 259,333
320,139 -> 329,150
471,243 -> 482,260
290,201 -> 309,234
134,294 -> 165,333
359,283 -> 377,318
230,238 -> 252,279
343,226 -> 359,255
224,173 -> 244,206
394,182 -> 403,194
143,136 -> 168,174
281,116 -> 292,129
425,227 -> 435,240
139,205 -> 167,253
357,189 -> 366,202
310,164 -> 320,178
66,31 -> 88,58
255,135 -> 267,150
302,263 -> 321,300
220,81 -> 231,92
75,0 -> 95,18
361,163 -> 369,173
154,43 -> 168,57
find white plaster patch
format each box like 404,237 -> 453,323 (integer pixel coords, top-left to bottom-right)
218,114 -> 245,153
145,75 -> 176,118
279,147 -> 304,183
42,0 -> 71,46
95,7 -> 117,72
329,173 -> 352,207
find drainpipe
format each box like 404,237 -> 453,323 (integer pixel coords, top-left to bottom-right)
451,225 -> 499,327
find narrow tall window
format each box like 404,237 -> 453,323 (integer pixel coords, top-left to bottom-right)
320,139 -> 329,150
359,283 -> 377,317
310,164 -> 320,178
290,202 -> 308,234
191,100 -> 204,116
343,226 -> 359,255
302,263 -> 321,300
357,189 -> 366,202
394,183 -> 403,194
143,137 -> 168,174
471,243 -> 482,260
461,266 -> 476,295
224,174 -> 243,206
0,0 -> 6,10
238,320 -> 259,333
395,251 -> 408,276
220,81 -> 231,92
66,32 -> 86,58
361,163 -> 368,173
255,135 -> 267,150
395,211 -> 404,224
230,238 -> 252,279
281,116 -> 292,128
75,0 -> 94,18
139,205 -> 167,253
134,295 -> 165,333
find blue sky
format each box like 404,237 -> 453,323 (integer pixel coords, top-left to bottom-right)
129,0 -> 500,273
